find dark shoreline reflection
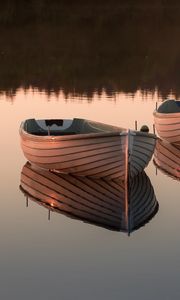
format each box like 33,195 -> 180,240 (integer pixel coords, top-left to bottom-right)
20,162 -> 159,235
1,2 -> 180,99
154,138 -> 180,181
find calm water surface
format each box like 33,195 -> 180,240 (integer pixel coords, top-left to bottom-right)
0,89 -> 179,300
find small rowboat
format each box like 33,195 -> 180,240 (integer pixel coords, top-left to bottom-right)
20,118 -> 156,180
153,99 -> 180,146
20,162 -> 159,234
153,138 -> 180,181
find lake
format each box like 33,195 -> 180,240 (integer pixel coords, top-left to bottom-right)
0,89 -> 179,300
0,3 -> 180,299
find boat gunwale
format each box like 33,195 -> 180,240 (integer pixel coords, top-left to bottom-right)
20,120 -> 156,142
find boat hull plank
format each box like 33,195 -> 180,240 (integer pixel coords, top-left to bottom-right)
23,147 -> 123,165
21,135 -> 122,149
21,139 -> 122,156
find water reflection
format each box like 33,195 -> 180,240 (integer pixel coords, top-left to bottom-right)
0,2 -> 180,99
20,162 -> 159,234
154,138 -> 180,181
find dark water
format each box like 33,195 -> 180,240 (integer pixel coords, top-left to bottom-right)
1,1 -> 180,98
0,3 -> 180,300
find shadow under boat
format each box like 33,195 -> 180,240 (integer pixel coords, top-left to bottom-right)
153,138 -> 180,181
20,162 -> 159,234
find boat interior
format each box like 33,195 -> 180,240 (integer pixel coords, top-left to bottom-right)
157,99 -> 180,113
23,118 -> 124,136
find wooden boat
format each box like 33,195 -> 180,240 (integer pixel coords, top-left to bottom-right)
153,138 -> 180,181
20,162 -> 159,234
153,99 -> 180,146
20,118 -> 156,180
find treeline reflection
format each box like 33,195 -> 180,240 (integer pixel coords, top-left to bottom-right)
1,1 -> 180,99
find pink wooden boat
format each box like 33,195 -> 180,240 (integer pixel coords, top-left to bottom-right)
20,118 -> 156,180
153,99 -> 180,147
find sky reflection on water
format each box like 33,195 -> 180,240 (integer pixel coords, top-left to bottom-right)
1,3 -> 180,297
0,89 -> 179,299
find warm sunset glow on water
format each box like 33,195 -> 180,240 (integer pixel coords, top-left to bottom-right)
0,88 -> 179,300
0,88 -> 162,128
1,2 -> 180,298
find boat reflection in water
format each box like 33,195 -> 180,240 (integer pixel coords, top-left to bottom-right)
154,138 -> 180,181
20,162 -> 159,235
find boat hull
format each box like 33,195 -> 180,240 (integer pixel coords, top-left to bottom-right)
20,124 -> 156,180
153,111 -> 180,146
